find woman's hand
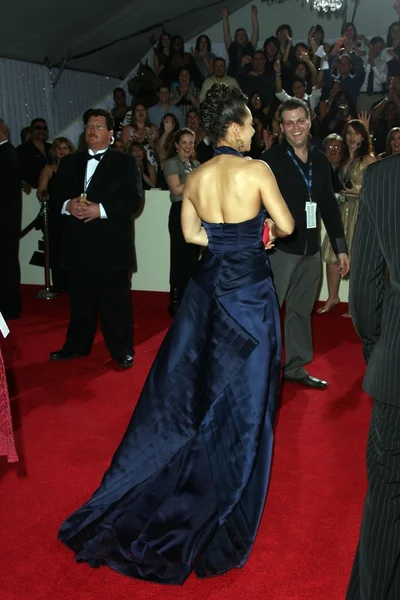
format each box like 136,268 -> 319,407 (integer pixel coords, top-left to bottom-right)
337,253 -> 350,278
163,116 -> 176,134
274,58 -> 281,74
263,127 -> 273,151
264,218 -> 276,249
358,111 -> 371,131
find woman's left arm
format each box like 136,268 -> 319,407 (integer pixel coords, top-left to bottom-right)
203,53 -> 215,75
364,154 -> 377,167
144,163 -> 157,188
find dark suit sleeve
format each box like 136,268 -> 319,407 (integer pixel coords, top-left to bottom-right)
101,155 -> 142,218
318,157 -> 347,256
349,169 -> 386,363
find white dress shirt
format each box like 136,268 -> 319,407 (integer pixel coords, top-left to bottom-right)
62,147 -> 108,218
276,87 -> 322,112
359,59 -> 388,94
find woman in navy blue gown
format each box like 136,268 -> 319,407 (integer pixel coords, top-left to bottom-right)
58,84 -> 294,585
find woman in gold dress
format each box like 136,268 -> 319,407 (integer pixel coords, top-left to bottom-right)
318,119 -> 376,317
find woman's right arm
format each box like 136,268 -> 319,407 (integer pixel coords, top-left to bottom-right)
255,161 -> 294,237
120,126 -> 131,146
36,166 -> 52,201
166,174 -> 184,196
222,7 -> 232,49
153,53 -> 165,75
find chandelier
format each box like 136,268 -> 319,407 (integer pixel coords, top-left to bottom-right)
305,0 -> 344,12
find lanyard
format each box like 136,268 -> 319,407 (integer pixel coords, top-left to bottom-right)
287,149 -> 313,201
84,153 -> 105,193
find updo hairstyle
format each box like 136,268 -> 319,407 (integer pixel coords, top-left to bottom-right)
200,84 -> 248,145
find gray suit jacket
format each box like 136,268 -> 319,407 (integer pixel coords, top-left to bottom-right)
349,154 -> 400,405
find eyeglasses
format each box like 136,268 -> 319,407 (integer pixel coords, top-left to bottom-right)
282,118 -> 308,129
328,145 -> 341,150
84,124 -> 108,131
34,125 -> 47,130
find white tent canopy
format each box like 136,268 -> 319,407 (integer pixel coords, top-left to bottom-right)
3,0 -> 249,78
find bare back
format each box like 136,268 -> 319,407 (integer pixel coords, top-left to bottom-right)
186,155 -> 263,223
183,155 -> 293,234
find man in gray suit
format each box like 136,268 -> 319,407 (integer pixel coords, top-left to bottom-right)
347,155 -> 400,599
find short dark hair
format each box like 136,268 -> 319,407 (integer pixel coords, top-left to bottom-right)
279,98 -> 310,122
113,87 -> 125,95
200,83 -> 248,145
187,108 -> 200,119
295,42 -> 308,53
30,117 -> 47,128
157,83 -> 170,93
370,36 -> 385,46
83,108 -> 114,130
213,57 -> 226,66
292,76 -> 307,88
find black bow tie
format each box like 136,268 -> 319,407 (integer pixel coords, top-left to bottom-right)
87,153 -> 104,161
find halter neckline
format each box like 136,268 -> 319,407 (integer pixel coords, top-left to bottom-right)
214,146 -> 243,157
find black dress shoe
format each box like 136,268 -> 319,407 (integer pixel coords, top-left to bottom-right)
283,373 -> 328,389
49,349 -> 88,361
116,355 -> 134,369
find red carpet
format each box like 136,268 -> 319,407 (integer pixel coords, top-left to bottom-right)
0,286 -> 370,600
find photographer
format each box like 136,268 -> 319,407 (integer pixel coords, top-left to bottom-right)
325,52 -> 365,107
320,90 -> 356,140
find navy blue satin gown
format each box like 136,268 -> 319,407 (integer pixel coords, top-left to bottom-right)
59,181 -> 282,586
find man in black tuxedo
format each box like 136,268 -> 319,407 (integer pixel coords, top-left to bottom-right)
50,109 -> 142,368
0,119 -> 22,319
346,155 -> 400,599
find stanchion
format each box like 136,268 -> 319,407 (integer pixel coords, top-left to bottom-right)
36,199 -> 60,300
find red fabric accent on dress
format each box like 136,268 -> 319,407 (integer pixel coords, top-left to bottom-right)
0,349 -> 18,462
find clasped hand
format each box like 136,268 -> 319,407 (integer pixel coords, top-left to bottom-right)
67,197 -> 100,222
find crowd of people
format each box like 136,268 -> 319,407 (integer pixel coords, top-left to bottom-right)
3,4 -> 400,318
2,5 -> 400,598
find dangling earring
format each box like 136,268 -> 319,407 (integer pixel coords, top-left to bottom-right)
235,133 -> 244,152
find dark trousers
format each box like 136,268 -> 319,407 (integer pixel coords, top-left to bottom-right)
268,248 -> 321,377
63,270 -> 133,360
168,202 -> 199,290
347,401 -> 400,599
48,209 -> 66,291
0,231 -> 21,318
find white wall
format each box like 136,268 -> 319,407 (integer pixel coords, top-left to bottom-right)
19,189 -> 346,302
190,0 -> 396,47
0,57 -> 120,147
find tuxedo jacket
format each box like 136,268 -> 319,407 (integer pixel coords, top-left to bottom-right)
51,149 -> 142,271
0,141 -> 22,238
349,154 -> 400,406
